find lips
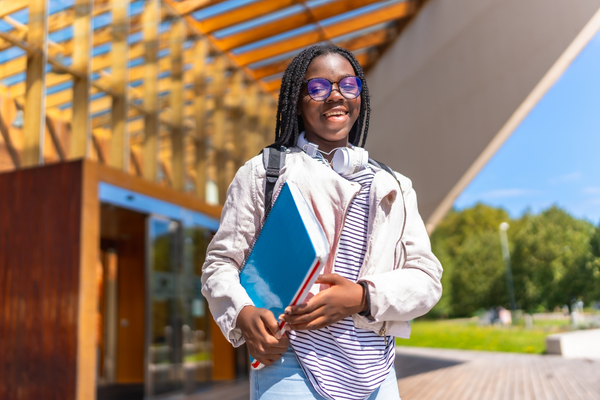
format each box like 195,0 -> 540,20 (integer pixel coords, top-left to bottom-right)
323,108 -> 349,118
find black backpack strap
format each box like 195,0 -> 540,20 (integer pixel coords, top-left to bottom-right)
262,146 -> 287,217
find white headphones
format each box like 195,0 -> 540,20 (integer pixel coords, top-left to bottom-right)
298,132 -> 369,176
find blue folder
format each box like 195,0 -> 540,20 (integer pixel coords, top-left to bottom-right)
240,181 -> 329,369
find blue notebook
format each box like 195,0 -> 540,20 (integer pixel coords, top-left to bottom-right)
240,181 -> 329,369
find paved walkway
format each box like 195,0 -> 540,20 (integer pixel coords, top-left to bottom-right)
189,347 -> 600,400
395,347 -> 600,400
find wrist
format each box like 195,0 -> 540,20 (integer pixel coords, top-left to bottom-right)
236,305 -> 256,330
356,281 -> 372,318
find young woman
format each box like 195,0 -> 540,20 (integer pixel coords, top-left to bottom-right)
201,44 -> 443,400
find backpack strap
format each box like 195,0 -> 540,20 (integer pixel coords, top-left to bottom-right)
368,158 -> 398,184
368,158 -> 408,244
262,146 -> 287,217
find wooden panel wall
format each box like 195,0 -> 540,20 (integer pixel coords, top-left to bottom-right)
100,205 -> 146,383
0,162 -> 84,400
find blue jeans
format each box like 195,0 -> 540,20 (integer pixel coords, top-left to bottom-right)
250,348 -> 400,400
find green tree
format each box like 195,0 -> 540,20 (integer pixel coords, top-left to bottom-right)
510,206 -> 593,312
449,230 -> 507,316
430,204 -> 510,317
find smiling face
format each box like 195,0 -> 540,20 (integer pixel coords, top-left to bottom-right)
298,53 -> 361,153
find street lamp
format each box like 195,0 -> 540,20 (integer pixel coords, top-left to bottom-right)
499,222 -> 517,311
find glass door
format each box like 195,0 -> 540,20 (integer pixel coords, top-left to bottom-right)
146,216 -> 184,398
181,226 -> 214,392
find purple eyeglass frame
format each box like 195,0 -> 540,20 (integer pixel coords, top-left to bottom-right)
302,76 -> 362,101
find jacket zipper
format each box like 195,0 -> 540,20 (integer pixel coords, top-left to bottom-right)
379,322 -> 388,345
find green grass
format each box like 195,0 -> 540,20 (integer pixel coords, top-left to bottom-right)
396,319 -> 571,354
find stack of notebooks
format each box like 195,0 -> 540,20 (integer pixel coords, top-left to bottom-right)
240,181 -> 329,369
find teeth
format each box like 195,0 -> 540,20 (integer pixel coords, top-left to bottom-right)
325,111 -> 347,117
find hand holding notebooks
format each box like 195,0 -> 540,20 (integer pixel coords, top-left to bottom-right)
239,181 -> 329,369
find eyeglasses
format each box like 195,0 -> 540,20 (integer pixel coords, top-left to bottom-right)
303,76 -> 362,102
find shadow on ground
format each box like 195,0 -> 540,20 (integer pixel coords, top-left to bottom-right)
395,353 -> 464,379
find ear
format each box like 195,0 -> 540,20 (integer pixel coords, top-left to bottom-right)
297,102 -> 302,116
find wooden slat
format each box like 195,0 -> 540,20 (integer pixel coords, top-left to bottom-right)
172,0 -> 226,16
252,25 -> 390,82
21,0 -> 48,167
170,19 -> 186,190
46,2 -> 111,36
142,0 -> 160,181
70,0 -> 93,160
194,37 -> 208,200
0,56 -> 26,80
109,0 -> 130,171
235,1 -> 412,65
199,0 -> 301,34
161,0 -> 276,97
215,0 -> 382,51
264,78 -> 282,93
0,0 -> 28,19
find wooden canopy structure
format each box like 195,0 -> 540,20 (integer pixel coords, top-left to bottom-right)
0,0 -> 422,203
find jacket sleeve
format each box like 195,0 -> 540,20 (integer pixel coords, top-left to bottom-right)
361,173 -> 443,322
200,159 -> 264,347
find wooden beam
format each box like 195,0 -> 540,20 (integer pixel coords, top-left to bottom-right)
215,0 -> 382,52
0,0 -> 28,19
226,69 -> 244,176
0,56 -> 26,80
0,105 -> 20,168
198,0 -> 301,34
264,78 -> 282,93
172,0 -> 226,16
211,55 -> 228,204
161,0 -> 276,97
109,0 -> 130,171
21,0 -> 48,167
239,82 -> 260,164
70,0 -> 93,160
251,26 -> 397,79
194,38 -> 209,200
259,93 -> 275,148
235,1 -> 412,65
170,19 -> 187,190
142,0 -> 160,182
45,116 -> 66,161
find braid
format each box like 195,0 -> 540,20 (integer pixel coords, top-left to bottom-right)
269,44 -> 371,149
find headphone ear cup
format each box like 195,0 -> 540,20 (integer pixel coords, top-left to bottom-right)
331,147 -> 369,175
331,148 -> 352,175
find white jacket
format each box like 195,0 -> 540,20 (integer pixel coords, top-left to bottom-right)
201,147 -> 443,347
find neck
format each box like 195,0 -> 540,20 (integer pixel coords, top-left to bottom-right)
303,131 -> 349,161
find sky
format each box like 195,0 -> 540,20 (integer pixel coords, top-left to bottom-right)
454,29 -> 600,225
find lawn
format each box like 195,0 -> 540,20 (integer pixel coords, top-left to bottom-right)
396,318 -> 571,354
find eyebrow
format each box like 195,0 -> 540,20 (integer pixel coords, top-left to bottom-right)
303,74 -> 357,81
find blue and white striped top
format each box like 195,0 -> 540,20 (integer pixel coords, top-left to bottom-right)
288,156 -> 395,400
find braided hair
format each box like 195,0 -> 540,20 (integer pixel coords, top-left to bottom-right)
270,44 -> 371,149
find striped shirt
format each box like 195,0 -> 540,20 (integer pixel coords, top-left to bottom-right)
289,155 -> 395,400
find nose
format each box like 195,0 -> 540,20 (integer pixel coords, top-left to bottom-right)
326,83 -> 344,102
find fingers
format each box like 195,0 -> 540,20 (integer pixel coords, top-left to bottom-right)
259,309 -> 281,336
315,273 -> 343,285
287,315 -> 329,331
